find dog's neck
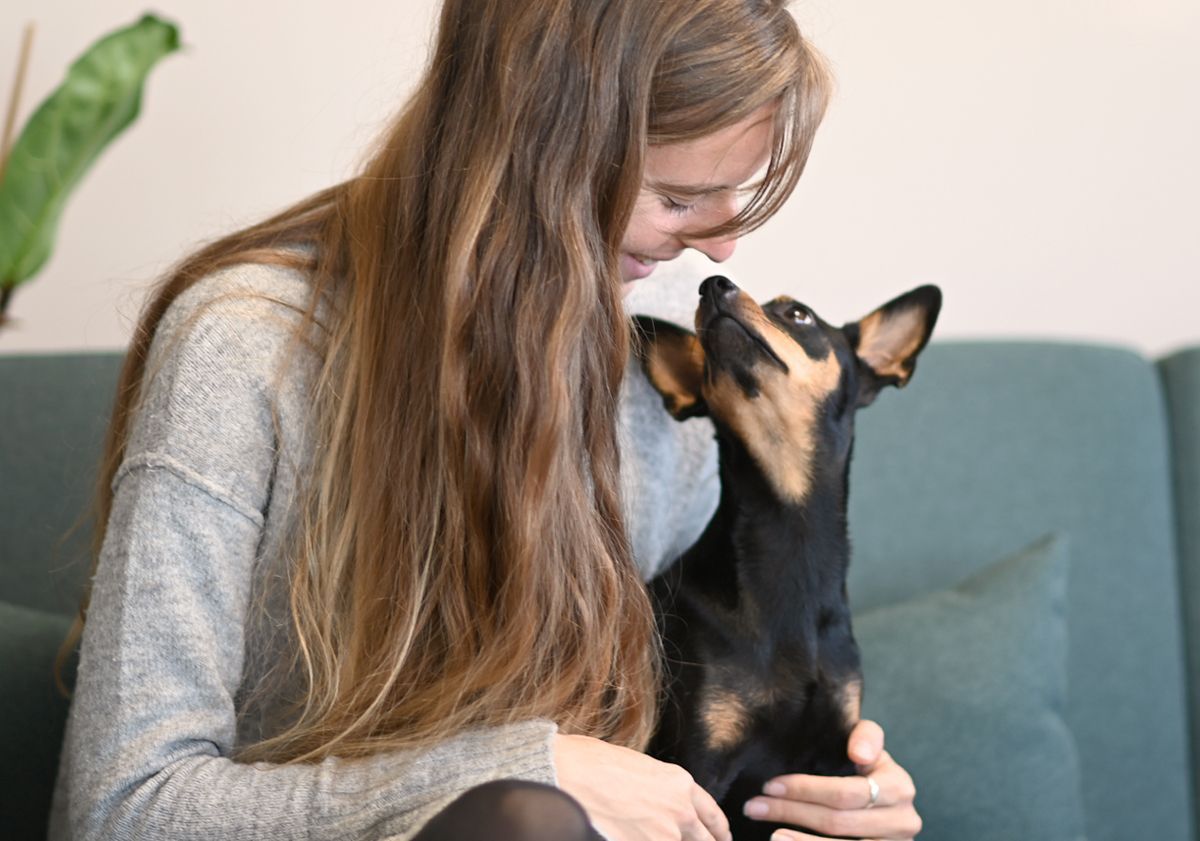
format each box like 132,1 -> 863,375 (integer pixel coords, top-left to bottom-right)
681,426 -> 852,640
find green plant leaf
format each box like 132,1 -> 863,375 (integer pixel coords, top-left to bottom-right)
0,13 -> 180,289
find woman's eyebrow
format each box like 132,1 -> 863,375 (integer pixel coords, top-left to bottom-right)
645,179 -> 731,198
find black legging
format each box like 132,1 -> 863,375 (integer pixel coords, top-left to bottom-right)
412,779 -> 604,841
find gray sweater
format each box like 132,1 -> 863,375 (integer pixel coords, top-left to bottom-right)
47,259 -> 719,841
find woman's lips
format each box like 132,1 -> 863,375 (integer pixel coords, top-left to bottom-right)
621,253 -> 660,281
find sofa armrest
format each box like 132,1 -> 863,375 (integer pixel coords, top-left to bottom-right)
1160,346 -> 1200,811
0,600 -> 76,840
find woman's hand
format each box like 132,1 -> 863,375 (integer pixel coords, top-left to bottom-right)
553,733 -> 732,841
741,720 -> 922,840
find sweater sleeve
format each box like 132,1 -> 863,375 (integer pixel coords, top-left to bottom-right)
50,267 -> 557,841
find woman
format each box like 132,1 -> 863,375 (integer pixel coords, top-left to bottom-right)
49,1 -> 921,839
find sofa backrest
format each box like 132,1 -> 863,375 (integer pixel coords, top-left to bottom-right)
3,345 -> 1198,840
0,353 -> 124,616
848,342 -> 1196,841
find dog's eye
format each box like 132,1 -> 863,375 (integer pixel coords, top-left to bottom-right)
786,304 -> 814,326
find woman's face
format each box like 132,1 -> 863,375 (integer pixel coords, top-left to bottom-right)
620,106 -> 776,295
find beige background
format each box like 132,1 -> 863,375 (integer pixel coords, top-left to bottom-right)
1,0 -> 1197,356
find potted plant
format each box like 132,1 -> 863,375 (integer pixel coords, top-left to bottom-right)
0,13 -> 180,327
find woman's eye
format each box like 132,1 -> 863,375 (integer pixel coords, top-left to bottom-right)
787,304 -> 814,325
663,196 -> 696,215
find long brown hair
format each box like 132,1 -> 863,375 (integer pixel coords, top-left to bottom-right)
59,0 -> 832,761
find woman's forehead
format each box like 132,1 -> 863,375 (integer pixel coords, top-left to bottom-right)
643,105 -> 776,193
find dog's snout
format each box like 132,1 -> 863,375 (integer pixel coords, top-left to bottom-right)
699,275 -> 739,301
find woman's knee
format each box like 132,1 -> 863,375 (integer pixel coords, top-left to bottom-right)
414,779 -> 599,841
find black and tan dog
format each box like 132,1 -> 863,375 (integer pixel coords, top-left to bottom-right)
635,275 -> 941,840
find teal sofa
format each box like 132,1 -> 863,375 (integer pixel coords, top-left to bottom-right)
2,342 -> 1198,840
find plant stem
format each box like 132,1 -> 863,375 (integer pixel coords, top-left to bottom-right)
1,21 -> 36,185
0,284 -> 12,322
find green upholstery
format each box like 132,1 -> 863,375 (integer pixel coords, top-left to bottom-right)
1,343 -> 1198,840
847,342 -> 1195,841
0,602 -> 75,841
0,353 -> 122,839
1160,347 -> 1200,810
0,353 -> 124,616
857,534 -> 1085,841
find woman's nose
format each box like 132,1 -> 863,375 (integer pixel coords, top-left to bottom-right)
685,233 -> 738,263
682,192 -> 739,262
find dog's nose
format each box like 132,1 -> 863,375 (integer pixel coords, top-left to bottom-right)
699,275 -> 738,300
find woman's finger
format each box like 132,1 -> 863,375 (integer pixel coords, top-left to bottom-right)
848,719 -> 885,768
760,750 -> 915,810
758,769 -> 887,811
689,782 -> 731,841
755,772 -> 877,811
744,799 -> 921,840
746,750 -> 921,839
770,832 -> 883,841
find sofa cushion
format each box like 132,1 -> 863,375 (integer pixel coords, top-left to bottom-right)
847,342 -> 1192,841
857,533 -> 1085,841
0,599 -> 76,840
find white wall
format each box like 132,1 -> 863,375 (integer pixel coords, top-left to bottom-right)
1,0 -> 1197,356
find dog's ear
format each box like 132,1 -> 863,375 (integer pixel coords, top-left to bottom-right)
843,285 -> 942,408
631,315 -> 708,420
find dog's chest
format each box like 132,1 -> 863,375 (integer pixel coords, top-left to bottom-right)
676,600 -> 861,749
693,657 -> 806,752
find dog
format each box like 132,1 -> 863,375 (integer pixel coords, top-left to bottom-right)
634,275 -> 941,840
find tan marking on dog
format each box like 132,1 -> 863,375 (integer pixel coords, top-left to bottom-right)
839,678 -> 863,731
857,308 -> 926,385
701,687 -> 752,752
702,296 -> 842,505
644,332 -> 705,417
